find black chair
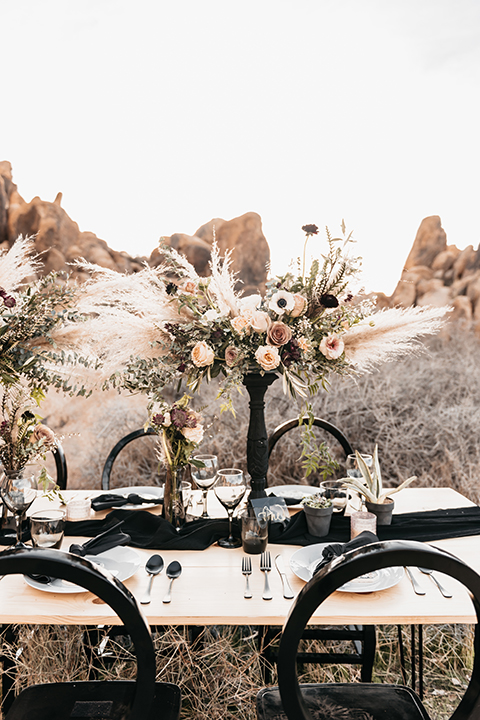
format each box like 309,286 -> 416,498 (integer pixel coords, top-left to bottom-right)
52,444 -> 68,490
261,417 -> 375,683
0,545 -> 181,719
257,539 -> 480,720
101,428 -> 158,491
268,416 -> 354,462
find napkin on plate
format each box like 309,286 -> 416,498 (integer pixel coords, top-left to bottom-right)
91,493 -> 163,512
313,530 -> 379,575
69,519 -> 131,557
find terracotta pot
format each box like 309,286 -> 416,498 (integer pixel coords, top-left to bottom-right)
303,504 -> 334,537
365,497 -> 394,525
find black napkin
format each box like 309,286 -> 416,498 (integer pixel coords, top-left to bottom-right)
312,530 -> 379,575
91,493 -> 163,512
266,492 -> 304,506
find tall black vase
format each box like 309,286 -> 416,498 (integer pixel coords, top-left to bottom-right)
243,372 -> 278,499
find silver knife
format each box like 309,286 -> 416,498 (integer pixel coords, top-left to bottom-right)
275,554 -> 295,599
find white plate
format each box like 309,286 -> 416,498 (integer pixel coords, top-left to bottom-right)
268,485 -> 319,508
100,485 -> 164,510
24,546 -> 141,594
290,543 -> 404,593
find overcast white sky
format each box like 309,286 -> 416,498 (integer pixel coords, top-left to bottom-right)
1,0 -> 479,294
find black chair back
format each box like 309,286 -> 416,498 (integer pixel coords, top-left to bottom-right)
101,428 -> 157,490
275,540 -> 480,720
0,545 -> 160,719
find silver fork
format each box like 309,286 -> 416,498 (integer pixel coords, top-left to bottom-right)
260,551 -> 273,601
242,556 -> 252,598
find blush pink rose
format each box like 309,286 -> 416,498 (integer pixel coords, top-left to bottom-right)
255,345 -> 281,371
30,424 -> 56,445
319,333 -> 344,360
225,345 -> 241,367
191,341 -> 215,367
267,321 -> 293,347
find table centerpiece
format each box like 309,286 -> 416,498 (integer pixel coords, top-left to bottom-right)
48,223 -> 447,496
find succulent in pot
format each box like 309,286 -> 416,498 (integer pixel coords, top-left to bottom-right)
301,493 -> 333,537
341,446 -> 416,525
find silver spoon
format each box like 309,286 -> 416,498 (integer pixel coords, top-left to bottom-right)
162,561 -> 182,604
140,554 -> 164,605
418,567 -> 453,598
404,567 -> 426,596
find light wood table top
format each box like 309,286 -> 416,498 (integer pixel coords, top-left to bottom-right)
0,487 -> 478,627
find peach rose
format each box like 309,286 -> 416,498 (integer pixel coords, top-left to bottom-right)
249,310 -> 271,333
30,424 -> 56,446
297,336 -> 310,353
289,294 -> 308,318
191,341 -> 215,367
231,315 -> 250,335
267,321 -> 292,347
225,345 -> 241,367
181,424 -> 204,443
319,333 -> 344,360
180,280 -> 198,294
255,345 -> 281,371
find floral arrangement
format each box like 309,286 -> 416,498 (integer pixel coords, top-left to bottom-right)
0,384 -> 57,476
0,236 -> 81,392
46,223 -> 447,414
146,394 -> 204,469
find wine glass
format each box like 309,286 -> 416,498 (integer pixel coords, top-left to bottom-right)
214,468 -> 247,548
0,468 -> 38,547
190,454 -> 218,518
346,453 -> 373,479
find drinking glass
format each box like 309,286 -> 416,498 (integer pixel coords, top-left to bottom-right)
346,453 -> 373,479
319,480 -> 348,513
240,510 -> 268,554
30,508 -> 66,549
214,468 -> 246,548
190,454 -> 218,518
0,468 -> 38,547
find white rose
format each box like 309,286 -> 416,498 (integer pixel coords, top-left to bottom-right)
249,310 -> 271,333
240,294 -> 262,312
191,341 -> 215,367
181,424 -> 204,443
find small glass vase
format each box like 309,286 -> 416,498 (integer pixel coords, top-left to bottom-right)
0,467 -> 38,546
163,465 -> 186,529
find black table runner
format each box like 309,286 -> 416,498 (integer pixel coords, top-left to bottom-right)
53,505 -> 480,552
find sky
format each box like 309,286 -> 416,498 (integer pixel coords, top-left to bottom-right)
1,0 -> 480,295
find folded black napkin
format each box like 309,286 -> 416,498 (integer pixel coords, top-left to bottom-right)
313,530 -> 379,575
91,493 -> 163,512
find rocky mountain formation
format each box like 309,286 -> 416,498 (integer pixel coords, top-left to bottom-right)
0,161 -> 269,295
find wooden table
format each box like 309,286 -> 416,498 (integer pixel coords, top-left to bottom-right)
0,487 -> 477,628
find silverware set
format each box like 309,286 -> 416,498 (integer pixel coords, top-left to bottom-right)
241,552 -> 295,600
405,566 -> 453,598
140,554 -> 183,605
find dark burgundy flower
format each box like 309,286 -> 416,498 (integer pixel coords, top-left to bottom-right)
171,406 -> 188,429
281,340 -> 302,368
183,413 -> 198,429
177,362 -> 187,373
212,328 -> 224,341
320,294 -> 339,308
0,421 -> 8,434
302,224 -> 319,235
3,295 -> 16,308
152,413 -> 165,425
166,282 -> 177,295
0,288 -> 6,298
345,293 -> 353,302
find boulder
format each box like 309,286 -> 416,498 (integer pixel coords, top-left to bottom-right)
404,216 -> 447,270
214,212 -> 270,295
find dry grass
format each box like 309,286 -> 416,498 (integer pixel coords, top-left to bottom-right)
1,622 -> 473,719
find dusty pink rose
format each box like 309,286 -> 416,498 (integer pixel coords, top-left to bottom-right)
30,424 -> 56,446
249,310 -> 271,333
267,321 -> 293,347
191,341 -> 215,367
289,294 -> 308,318
181,424 -> 204,443
319,333 -> 344,360
255,345 -> 281,371
231,315 -> 250,335
225,345 -> 241,367
180,280 -> 198,294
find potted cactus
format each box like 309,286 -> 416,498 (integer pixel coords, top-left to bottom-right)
340,446 -> 416,525
301,493 -> 334,537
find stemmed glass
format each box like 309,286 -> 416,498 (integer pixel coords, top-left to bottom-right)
0,468 -> 38,547
346,453 -> 373,511
214,468 -> 247,548
190,454 -> 218,518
